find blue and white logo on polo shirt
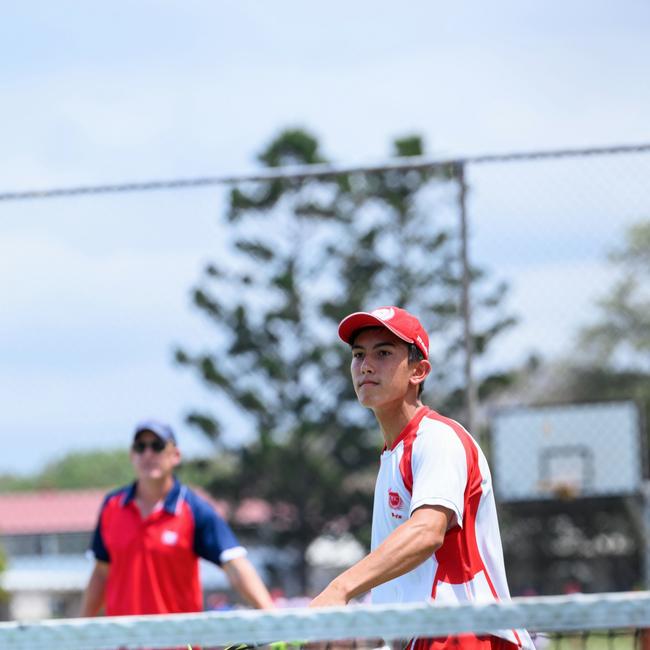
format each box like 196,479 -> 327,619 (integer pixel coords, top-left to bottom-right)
161,529 -> 179,545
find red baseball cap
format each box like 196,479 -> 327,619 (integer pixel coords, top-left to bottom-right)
338,306 -> 429,359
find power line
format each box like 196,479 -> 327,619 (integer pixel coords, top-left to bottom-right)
2,142 -> 650,203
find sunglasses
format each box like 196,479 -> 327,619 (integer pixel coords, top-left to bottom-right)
132,439 -> 167,454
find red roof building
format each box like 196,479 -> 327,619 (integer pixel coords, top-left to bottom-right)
0,489 -> 107,535
0,487 -> 296,621
0,488 -> 281,536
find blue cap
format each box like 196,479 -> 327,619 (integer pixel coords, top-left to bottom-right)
133,419 -> 177,445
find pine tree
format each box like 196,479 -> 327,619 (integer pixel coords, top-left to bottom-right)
176,128 -> 515,591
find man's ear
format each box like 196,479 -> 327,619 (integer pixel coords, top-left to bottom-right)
411,359 -> 431,387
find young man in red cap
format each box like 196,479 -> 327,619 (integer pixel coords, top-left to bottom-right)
310,307 -> 534,650
81,419 -> 274,616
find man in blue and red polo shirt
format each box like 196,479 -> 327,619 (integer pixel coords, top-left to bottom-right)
80,419 -> 274,616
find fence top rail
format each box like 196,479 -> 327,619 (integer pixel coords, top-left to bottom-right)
2,142 -> 650,203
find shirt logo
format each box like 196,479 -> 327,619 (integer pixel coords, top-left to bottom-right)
161,530 -> 179,545
388,489 -> 403,509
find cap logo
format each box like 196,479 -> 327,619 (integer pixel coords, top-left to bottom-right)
371,307 -> 395,322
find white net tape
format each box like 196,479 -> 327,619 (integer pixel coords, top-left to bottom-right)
1,591 -> 650,650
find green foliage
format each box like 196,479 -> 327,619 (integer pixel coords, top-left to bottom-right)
0,448 -> 230,493
492,221 -> 650,448
177,127 -> 516,587
0,473 -> 38,492
177,454 -> 240,490
0,450 -> 132,491
38,450 -> 133,489
565,219 -> 650,435
257,128 -> 325,167
579,220 -> 650,368
0,544 -> 7,604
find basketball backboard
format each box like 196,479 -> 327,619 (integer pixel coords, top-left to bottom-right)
491,401 -> 643,501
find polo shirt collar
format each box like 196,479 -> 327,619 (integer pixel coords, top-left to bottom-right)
123,482 -> 138,505
162,477 -> 183,514
122,477 -> 182,514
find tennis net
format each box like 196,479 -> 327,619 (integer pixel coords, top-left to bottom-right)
1,591 -> 649,650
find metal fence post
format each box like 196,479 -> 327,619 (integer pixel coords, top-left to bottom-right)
455,161 -> 478,439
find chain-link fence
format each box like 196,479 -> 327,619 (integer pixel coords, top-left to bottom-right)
466,146 -> 650,416
2,143 -> 649,618
460,146 -> 650,596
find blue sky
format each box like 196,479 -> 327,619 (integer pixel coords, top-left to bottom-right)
2,2 -> 649,474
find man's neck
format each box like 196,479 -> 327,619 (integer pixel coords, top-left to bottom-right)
375,400 -> 424,449
135,475 -> 175,510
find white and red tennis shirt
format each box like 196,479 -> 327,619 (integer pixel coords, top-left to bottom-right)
371,407 -> 534,649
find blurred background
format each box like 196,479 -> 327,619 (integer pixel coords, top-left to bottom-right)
1,1 -> 649,621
